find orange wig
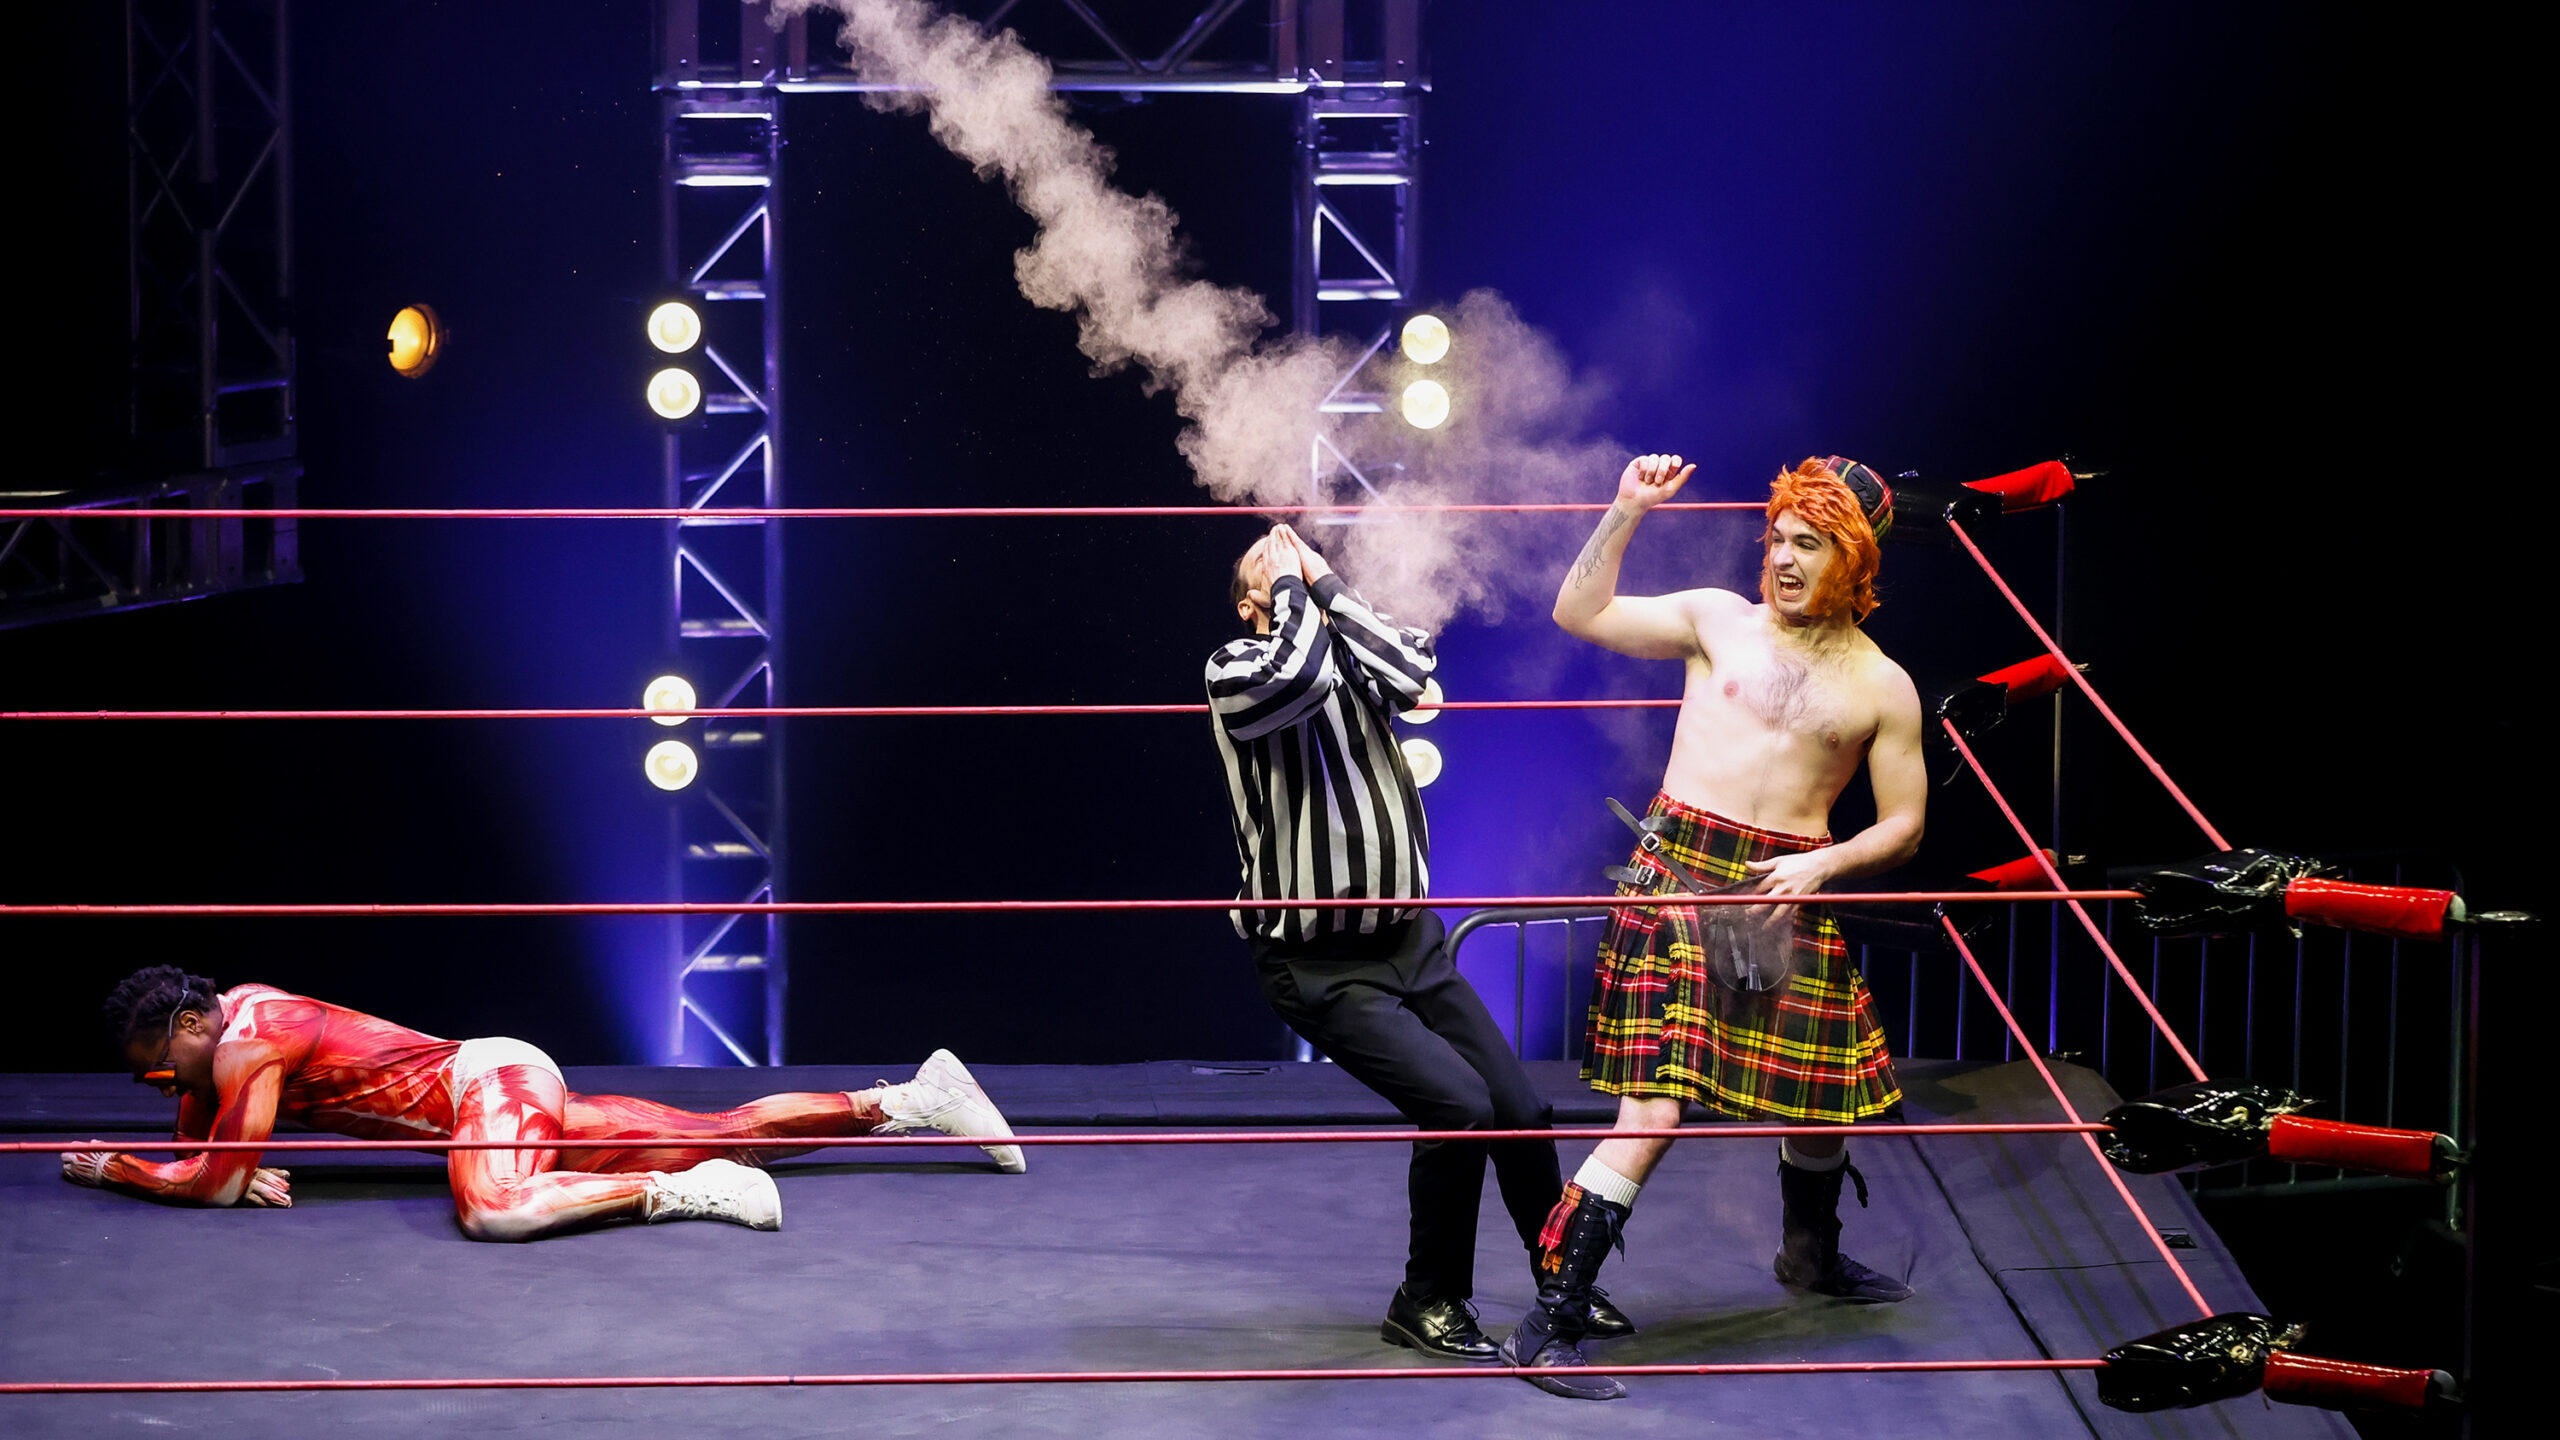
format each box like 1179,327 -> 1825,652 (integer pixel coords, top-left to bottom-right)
1762,458 -> 1883,622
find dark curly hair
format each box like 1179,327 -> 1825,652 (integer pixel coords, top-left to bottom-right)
103,966 -> 222,1046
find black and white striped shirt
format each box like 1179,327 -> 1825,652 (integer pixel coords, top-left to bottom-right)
1206,573 -> 1437,943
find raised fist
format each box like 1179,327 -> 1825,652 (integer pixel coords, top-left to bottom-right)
1615,453 -> 1696,511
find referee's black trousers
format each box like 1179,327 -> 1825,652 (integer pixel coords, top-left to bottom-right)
1250,909 -> 1563,1301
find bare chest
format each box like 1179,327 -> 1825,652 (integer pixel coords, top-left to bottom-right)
1695,647 -> 1870,750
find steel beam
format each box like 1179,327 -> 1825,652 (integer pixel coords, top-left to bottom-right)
1292,1 -> 1424,511
0,465 -> 299,630
2,0 -> 299,629
128,0 -> 296,472
655,72 -> 788,1064
642,0 -> 1424,1060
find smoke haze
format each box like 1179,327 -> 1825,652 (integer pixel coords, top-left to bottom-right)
780,0 -> 1701,630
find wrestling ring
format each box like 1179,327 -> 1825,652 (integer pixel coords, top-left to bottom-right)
0,482 -> 2488,1438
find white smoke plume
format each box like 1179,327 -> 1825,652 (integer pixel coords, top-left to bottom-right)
776,0 -> 1670,630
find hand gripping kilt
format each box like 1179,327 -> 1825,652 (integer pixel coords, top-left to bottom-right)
1581,792 -> 1903,1123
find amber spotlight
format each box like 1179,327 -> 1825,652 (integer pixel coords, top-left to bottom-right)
387,304 -> 445,379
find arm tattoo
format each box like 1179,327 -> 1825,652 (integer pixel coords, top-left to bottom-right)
1570,507 -> 1631,585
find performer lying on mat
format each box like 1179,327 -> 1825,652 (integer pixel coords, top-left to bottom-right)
61,966 -> 1022,1240
1505,454 -> 1927,1399
1206,524 -> 1632,1364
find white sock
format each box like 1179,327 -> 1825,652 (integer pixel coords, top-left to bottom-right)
1781,1138 -> 1849,1172
1573,1155 -> 1642,1209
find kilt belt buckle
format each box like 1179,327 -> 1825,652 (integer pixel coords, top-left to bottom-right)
1604,796 -> 1719,896
1603,796 -> 1798,995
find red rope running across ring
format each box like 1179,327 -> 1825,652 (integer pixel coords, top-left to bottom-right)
1946,519 -> 2230,851
1941,719 -> 2209,1085
0,890 -> 2139,919
10,1121 -> 2109,1157
0,502 -> 1760,522
0,700 -> 1681,722
1937,912 -> 2216,1320
0,1356 -> 2104,1395
0,497 -> 2266,1396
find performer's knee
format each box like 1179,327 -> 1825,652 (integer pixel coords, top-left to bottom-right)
1418,1088 -> 1498,1133
1495,1096 -> 1556,1132
1784,1131 -> 1845,1162
454,1196 -> 543,1243
1494,1095 -> 1555,1131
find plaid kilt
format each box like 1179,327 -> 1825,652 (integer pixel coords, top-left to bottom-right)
1581,792 -> 1902,1123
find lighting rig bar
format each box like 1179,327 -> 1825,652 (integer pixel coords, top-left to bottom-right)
3,0 -> 300,629
647,0 -> 1422,1064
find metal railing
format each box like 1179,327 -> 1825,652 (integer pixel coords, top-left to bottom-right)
1446,853 -> 2477,1202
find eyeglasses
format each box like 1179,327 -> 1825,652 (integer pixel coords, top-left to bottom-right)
135,1009 -> 180,1087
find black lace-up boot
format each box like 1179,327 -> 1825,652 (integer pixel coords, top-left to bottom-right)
1497,1186 -> 1630,1400
1774,1156 -> 1914,1303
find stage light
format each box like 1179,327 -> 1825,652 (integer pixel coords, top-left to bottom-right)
642,675 -> 698,727
1402,677 -> 1444,724
1400,313 -> 1449,365
1400,736 -> 1443,787
1400,378 -> 1450,430
643,739 -> 700,792
647,367 -> 703,420
646,301 -> 703,354
386,304 -> 444,378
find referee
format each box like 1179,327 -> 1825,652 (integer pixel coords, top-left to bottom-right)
1204,523 -> 1632,1361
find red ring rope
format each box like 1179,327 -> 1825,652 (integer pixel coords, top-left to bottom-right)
0,1356 -> 2103,1394
8,1121 -> 2111,1156
1941,719 -> 2209,1084
1937,913 -> 2215,1319
1946,519 -> 2230,851
0,490 -> 2358,1403
0,700 -> 1682,722
0,891 -> 2143,919
0,502 -> 1759,521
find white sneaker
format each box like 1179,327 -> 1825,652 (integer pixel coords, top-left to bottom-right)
643,1157 -> 782,1230
875,1049 -> 1026,1174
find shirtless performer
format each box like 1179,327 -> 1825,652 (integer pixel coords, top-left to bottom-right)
61,967 -> 1024,1240
1498,454 -> 1927,1399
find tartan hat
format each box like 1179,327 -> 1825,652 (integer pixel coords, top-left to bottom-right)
1817,455 -> 1894,541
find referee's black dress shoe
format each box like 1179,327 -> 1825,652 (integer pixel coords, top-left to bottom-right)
1381,1284 -> 1500,1362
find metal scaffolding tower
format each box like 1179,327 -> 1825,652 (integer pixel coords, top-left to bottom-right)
2,0 -> 300,630
1292,10 -> 1423,510
657,9 -> 790,1065
649,0 -> 1422,1063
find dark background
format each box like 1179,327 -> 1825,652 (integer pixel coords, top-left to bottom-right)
8,3 -> 2541,1421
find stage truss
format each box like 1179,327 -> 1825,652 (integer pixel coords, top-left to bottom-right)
650,0 -> 1425,1062
2,0 -> 299,630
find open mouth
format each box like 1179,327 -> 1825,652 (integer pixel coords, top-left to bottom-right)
1775,574 -> 1805,599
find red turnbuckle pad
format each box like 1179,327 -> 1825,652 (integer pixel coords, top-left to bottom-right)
1977,653 -> 2075,703
1969,851 -> 2059,891
2282,877 -> 2457,941
1962,459 -> 2077,511
2266,1116 -> 2449,1178
2261,1352 -> 2438,1411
